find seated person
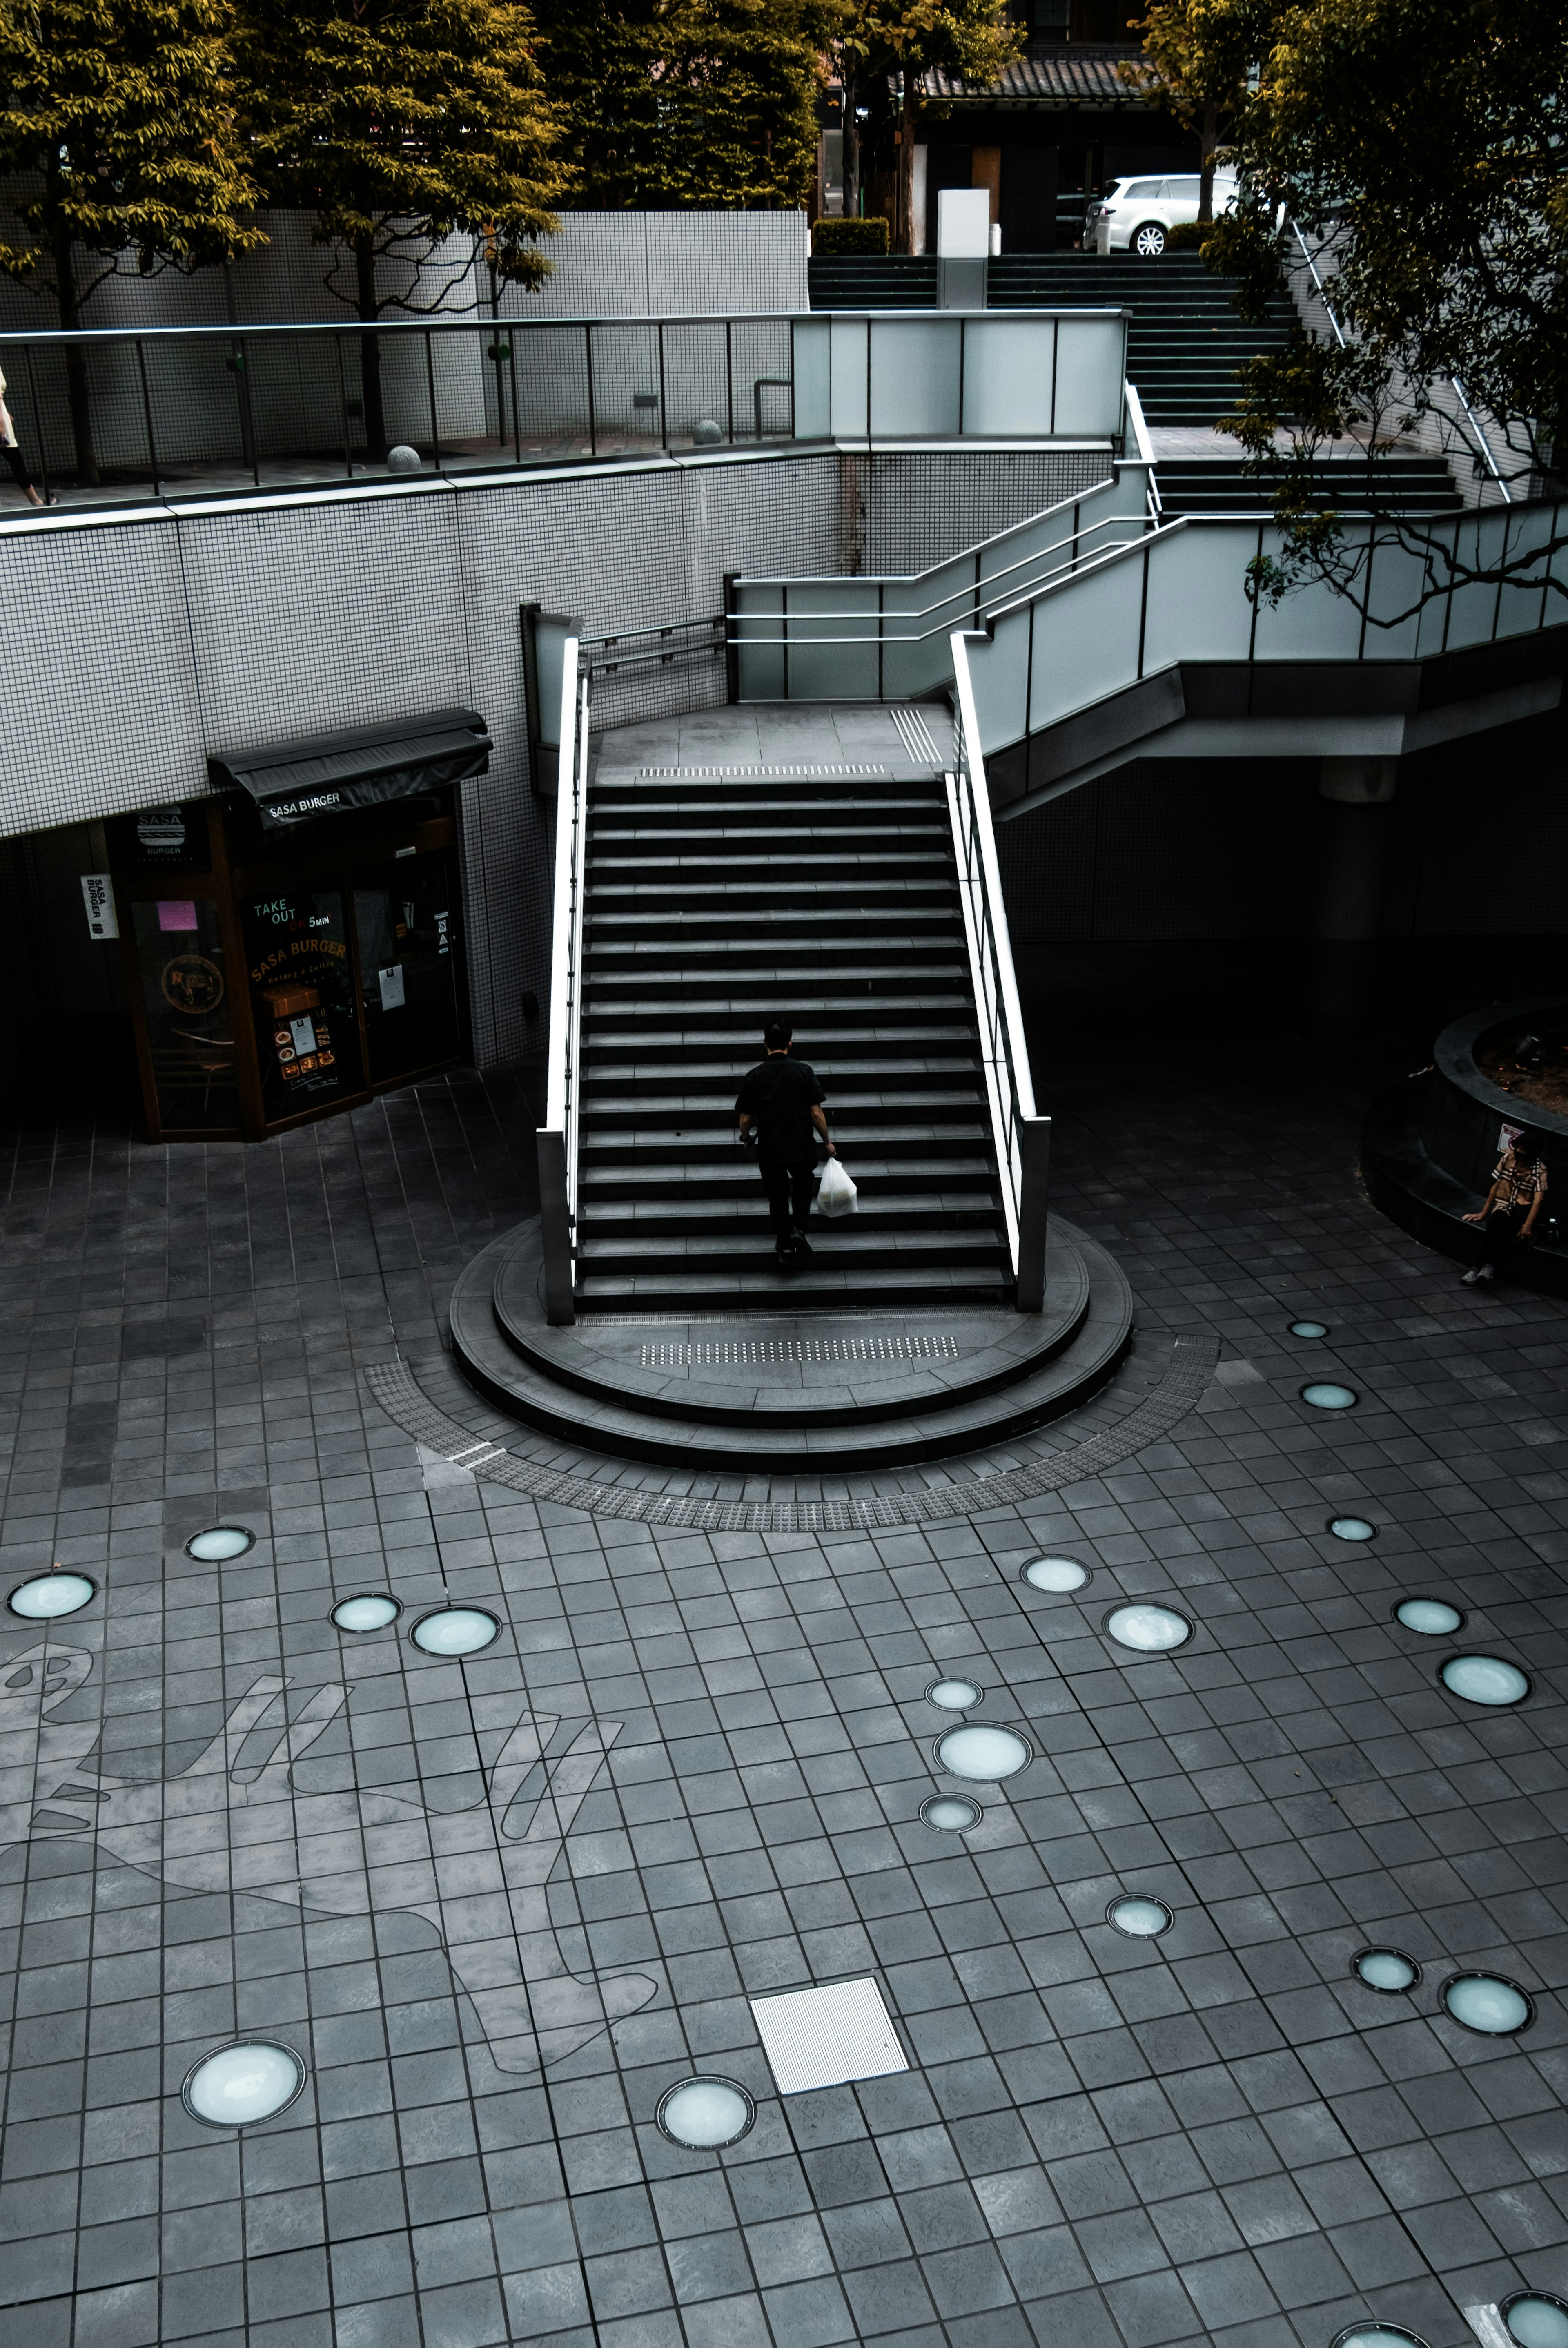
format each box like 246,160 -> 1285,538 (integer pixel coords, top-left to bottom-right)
1462,1133 -> 1546,1284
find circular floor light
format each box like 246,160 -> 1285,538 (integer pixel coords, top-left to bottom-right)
1104,1603 -> 1192,1655
1442,1971 -> 1534,2036
1330,2328 -> 1429,2348
1290,1320 -> 1330,1339
1501,2294 -> 1568,2348
1022,1556 -> 1089,1594
920,1794 -> 982,1832
1394,1599 -> 1463,1637
1108,1895 -> 1172,1939
926,1677 -> 981,1711
1353,1948 -> 1421,1994
1303,1382 -> 1357,1411
411,1607 -> 500,1657
656,2075 -> 755,2150
182,2041 -> 306,2129
332,1593 -> 401,1634
8,1572 -> 96,1621
1440,1653 -> 1528,1707
1329,1516 -> 1377,1543
934,1721 -> 1032,1783
185,1526 -> 255,1562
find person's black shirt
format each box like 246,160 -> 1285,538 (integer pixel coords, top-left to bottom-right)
735,1057 -> 825,1163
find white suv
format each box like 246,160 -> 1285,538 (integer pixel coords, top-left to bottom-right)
1091,170 -> 1238,258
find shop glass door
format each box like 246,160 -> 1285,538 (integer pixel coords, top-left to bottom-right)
241,887 -> 366,1124
352,853 -> 461,1085
130,896 -> 241,1131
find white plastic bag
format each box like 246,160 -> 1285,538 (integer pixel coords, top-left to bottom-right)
816,1157 -> 858,1218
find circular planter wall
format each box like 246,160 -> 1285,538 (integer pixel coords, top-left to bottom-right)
1362,996 -> 1568,1294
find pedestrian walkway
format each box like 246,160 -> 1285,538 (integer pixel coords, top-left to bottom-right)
1,1036 -> 1565,2348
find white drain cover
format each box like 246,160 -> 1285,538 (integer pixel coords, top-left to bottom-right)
750,1978 -> 908,2095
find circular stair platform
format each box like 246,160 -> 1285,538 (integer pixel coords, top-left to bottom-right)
448,1215 -> 1133,1470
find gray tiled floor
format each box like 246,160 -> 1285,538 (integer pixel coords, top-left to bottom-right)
2,1040 -> 1566,2348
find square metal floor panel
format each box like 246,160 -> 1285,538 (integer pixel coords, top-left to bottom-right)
750,1976 -> 909,2095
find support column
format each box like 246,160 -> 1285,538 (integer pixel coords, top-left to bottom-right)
1312,757 -> 1397,1019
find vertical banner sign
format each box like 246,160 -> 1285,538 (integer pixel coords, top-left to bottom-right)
80,875 -> 118,940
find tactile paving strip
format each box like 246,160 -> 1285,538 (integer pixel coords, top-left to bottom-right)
364,1331 -> 1220,1531
637,1333 -> 963,1369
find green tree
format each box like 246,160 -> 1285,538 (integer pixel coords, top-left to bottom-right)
241,0 -> 566,455
533,0 -> 833,213
836,0 -> 1021,252
1120,0 -> 1269,223
1196,0 -> 1568,621
0,0 -> 263,482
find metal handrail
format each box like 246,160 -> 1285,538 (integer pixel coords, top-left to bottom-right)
730,505 -> 1151,652
1290,221 -> 1347,350
537,638 -> 589,1326
1450,378 -> 1514,504
947,632 -> 1050,1312
1290,223 -> 1513,505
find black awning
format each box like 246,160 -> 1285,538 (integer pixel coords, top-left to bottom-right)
209,709 -> 490,831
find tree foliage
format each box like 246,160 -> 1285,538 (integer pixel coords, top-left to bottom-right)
1188,0 -> 1568,619
533,0 -> 835,214
835,0 -> 1020,250
1120,0 -> 1268,221
239,0 -> 566,450
0,0 -> 262,475
240,0 -> 565,308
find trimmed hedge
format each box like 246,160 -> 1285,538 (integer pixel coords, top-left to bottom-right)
811,216 -> 891,256
1165,221 -> 1212,251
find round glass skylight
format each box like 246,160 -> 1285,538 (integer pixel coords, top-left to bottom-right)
1440,1653 -> 1528,1706
1104,1603 -> 1192,1654
1290,1319 -> 1330,1338
1502,2293 -> 1568,2348
1302,1382 -> 1357,1411
332,1593 -> 401,1633
934,1722 -> 1032,1782
1329,2328 -> 1428,2348
1108,1895 -> 1172,1939
410,1607 -> 500,1657
1394,1599 -> 1462,1637
1442,1972 -> 1534,2035
1353,1948 -> 1420,1994
656,2076 -> 755,2150
7,1572 -> 96,1620
920,1794 -> 982,1832
182,2041 -> 306,2128
1329,1516 -> 1377,1542
926,1677 -> 981,1711
1022,1556 -> 1089,1593
185,1526 -> 254,1562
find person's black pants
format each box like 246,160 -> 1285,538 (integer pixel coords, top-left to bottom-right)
759,1158 -> 815,1242
2,445 -> 35,496
1480,1204 -> 1530,1263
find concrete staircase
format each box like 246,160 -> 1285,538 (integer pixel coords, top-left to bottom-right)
571,767 -> 1014,1312
1156,454 -> 1463,515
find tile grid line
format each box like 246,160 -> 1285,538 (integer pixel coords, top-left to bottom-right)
363,1331 -> 1221,1532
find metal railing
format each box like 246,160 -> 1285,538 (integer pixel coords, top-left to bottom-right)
947,633 -> 1051,1311
537,637 -> 590,1327
0,313 -> 800,510
1289,223 -> 1513,504
729,461 -> 1155,701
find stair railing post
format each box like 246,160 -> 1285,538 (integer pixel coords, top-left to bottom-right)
538,634 -> 584,1326
1015,1115 -> 1051,1312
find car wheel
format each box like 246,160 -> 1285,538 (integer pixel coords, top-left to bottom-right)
1132,222 -> 1167,259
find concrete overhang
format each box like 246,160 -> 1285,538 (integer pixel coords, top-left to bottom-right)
989,630 -> 1568,818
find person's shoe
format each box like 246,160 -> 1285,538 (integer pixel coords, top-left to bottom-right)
1461,1263 -> 1493,1284
789,1229 -> 813,1256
